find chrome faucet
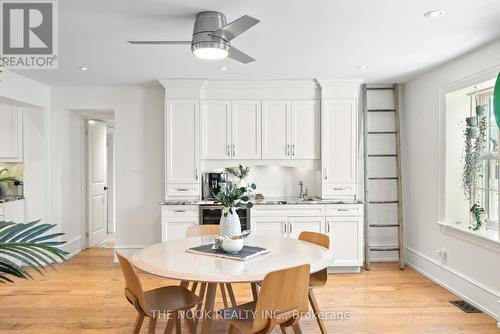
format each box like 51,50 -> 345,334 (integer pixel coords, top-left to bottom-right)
298,181 -> 308,199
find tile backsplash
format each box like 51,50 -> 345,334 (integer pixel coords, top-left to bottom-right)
0,163 -> 23,196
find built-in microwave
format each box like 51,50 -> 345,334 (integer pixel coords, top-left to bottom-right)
199,205 -> 250,231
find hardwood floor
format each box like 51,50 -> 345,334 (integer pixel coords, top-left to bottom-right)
0,248 -> 497,333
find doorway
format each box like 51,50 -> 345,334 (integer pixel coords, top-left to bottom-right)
80,110 -> 115,248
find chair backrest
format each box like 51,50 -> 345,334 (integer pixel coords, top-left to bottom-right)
299,231 -> 330,285
116,252 -> 146,313
186,224 -> 220,237
298,231 -> 330,249
253,264 -> 310,333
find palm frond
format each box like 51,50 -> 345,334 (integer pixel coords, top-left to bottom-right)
0,220 -> 67,283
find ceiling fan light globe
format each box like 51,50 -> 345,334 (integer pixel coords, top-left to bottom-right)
193,47 -> 228,60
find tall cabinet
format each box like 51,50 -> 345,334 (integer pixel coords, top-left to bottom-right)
165,99 -> 200,197
321,99 -> 358,198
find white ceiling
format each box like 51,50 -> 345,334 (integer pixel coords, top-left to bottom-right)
13,0 -> 500,86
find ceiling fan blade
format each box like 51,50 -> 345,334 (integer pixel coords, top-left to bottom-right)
127,41 -> 191,45
228,46 -> 255,64
211,15 -> 260,41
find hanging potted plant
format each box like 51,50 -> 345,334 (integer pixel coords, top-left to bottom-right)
214,181 -> 256,238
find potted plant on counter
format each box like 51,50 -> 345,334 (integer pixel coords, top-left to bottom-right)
214,181 -> 256,238
224,165 -> 251,189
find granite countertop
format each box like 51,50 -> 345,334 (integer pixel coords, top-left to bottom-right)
0,195 -> 25,203
160,197 -> 363,206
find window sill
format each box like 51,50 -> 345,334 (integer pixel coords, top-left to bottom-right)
436,221 -> 500,253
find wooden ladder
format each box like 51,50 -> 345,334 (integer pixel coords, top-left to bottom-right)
363,84 -> 404,270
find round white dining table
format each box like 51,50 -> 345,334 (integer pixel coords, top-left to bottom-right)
132,235 -> 331,334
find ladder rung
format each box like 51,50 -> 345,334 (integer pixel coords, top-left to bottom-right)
368,177 -> 398,180
369,224 -> 399,227
369,246 -> 400,252
366,87 -> 395,91
368,201 -> 399,204
368,154 -> 397,157
367,109 -> 396,112
367,131 -> 397,134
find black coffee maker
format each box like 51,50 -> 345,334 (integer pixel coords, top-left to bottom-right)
202,172 -> 228,199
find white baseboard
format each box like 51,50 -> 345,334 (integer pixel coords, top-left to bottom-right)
328,266 -> 362,274
406,247 -> 500,322
61,236 -> 82,259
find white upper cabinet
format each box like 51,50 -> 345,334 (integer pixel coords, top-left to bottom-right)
262,100 -> 320,160
291,100 -> 320,159
0,103 -> 23,162
232,101 -> 261,159
262,101 -> 290,159
165,99 -> 200,184
201,100 -> 261,160
201,100 -> 231,159
322,99 -> 357,197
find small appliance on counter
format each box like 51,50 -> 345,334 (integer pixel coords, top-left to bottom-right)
202,172 -> 227,199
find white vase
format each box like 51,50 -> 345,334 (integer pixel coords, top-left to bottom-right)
220,209 -> 241,238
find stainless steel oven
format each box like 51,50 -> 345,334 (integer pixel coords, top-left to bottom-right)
199,205 -> 251,231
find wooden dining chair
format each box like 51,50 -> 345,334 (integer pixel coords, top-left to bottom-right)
184,224 -> 238,310
117,252 -> 202,334
223,264 -> 310,334
298,231 -> 330,334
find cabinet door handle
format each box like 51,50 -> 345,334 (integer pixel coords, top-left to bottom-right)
283,223 -> 287,234
289,223 -> 292,234
286,144 -> 290,156
337,208 -> 349,212
194,168 -> 198,180
292,144 -> 295,156
323,168 -> 328,180
173,210 -> 186,213
232,144 -> 235,156
227,145 -> 231,156
333,187 -> 346,191
326,221 -> 330,233
176,188 -> 189,192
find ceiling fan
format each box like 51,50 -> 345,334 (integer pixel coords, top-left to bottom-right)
128,11 -> 260,64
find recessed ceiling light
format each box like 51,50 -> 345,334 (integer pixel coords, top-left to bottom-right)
219,66 -> 228,71
78,66 -> 89,71
357,65 -> 367,70
424,10 -> 445,18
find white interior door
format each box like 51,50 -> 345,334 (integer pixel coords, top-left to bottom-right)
201,101 -> 231,159
231,101 -> 261,159
87,120 -> 107,247
261,101 -> 291,159
291,100 -> 320,159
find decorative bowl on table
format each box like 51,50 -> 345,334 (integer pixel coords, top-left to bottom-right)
221,238 -> 244,254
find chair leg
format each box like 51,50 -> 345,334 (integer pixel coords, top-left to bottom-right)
280,324 -> 288,333
148,317 -> 157,334
226,283 -> 237,307
174,311 -> 181,334
164,313 -> 175,334
308,289 -> 327,334
132,313 -> 145,334
219,283 -> 229,308
291,322 -> 304,334
228,323 -> 237,334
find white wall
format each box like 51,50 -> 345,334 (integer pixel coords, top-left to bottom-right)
401,38 -> 500,321
51,86 -> 164,250
0,71 -> 51,228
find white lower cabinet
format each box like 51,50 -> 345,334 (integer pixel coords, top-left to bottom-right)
326,216 -> 363,267
0,199 -> 25,223
252,216 -> 287,237
161,205 -> 198,241
287,216 -> 324,239
251,204 -> 364,270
